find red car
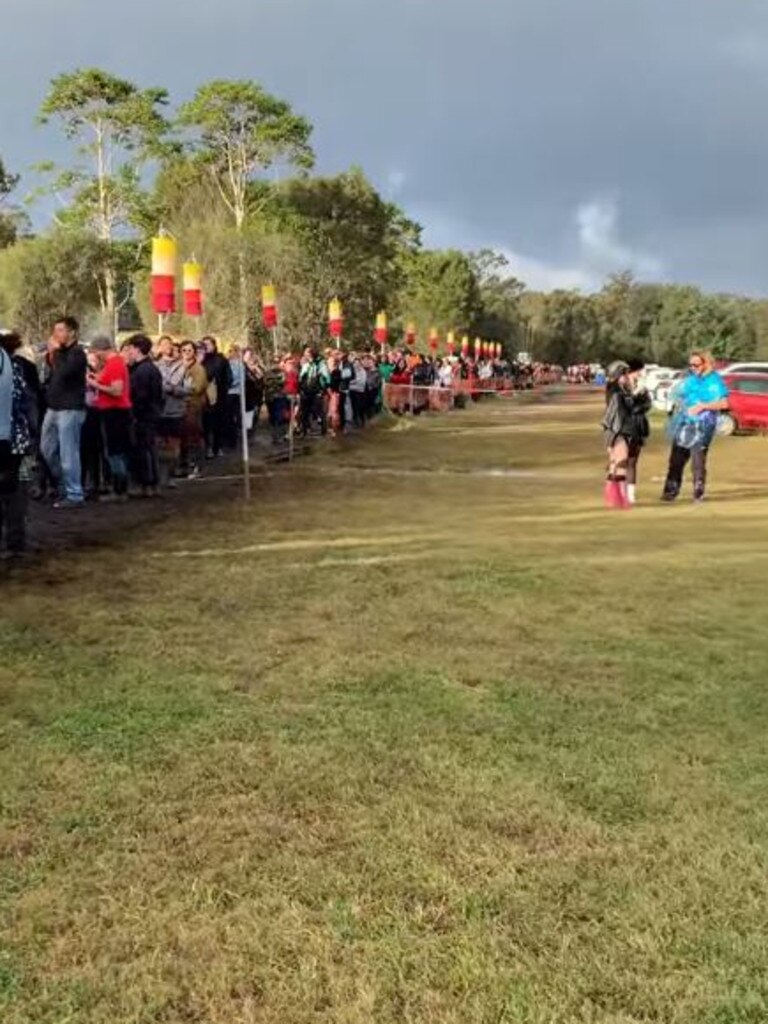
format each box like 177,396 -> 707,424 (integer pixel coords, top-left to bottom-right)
721,373 -> 768,434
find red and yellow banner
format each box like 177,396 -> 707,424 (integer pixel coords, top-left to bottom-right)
461,335 -> 470,357
405,321 -> 417,347
329,298 -> 343,339
375,311 -> 388,346
446,330 -> 456,355
428,327 -> 439,351
151,236 -> 177,315
183,261 -> 203,317
262,284 -> 278,330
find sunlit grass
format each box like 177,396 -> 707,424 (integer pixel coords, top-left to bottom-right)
2,397 -> 768,1023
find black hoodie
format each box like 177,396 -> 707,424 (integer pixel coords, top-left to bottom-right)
129,358 -> 164,424
46,343 -> 87,411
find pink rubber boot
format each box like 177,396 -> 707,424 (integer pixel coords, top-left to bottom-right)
603,479 -> 624,509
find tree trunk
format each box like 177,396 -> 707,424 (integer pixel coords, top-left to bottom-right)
234,199 -> 249,344
104,266 -> 117,337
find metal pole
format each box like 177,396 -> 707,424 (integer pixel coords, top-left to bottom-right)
158,313 -> 164,337
288,394 -> 296,462
239,353 -> 251,501
272,326 -> 279,357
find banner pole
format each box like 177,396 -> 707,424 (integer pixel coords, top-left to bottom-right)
239,351 -> 251,502
288,395 -> 296,462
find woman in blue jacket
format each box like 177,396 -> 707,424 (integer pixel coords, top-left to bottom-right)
662,351 -> 729,503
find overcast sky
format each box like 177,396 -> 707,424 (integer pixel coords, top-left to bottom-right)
3,0 -> 768,294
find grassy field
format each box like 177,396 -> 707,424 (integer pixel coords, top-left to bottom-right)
3,394 -> 768,1024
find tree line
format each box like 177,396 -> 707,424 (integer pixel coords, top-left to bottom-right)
0,67 -> 766,366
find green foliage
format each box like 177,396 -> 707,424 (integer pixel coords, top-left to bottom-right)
35,68 -> 171,326
470,250 -> 527,354
539,290 -> 598,365
0,155 -> 24,249
399,248 -> 482,339
273,168 -> 419,345
0,230 -> 106,337
0,156 -> 19,201
37,68 -> 171,238
177,79 -> 314,230
524,278 -> 760,367
648,286 -> 755,364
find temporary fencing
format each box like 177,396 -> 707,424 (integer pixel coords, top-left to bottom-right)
381,377 -> 598,415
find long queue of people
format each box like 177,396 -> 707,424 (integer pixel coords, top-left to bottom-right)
1,316 -> 562,559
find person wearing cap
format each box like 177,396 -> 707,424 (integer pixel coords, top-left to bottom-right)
601,360 -> 647,509
40,316 -> 87,509
624,358 -> 651,504
87,335 -> 132,501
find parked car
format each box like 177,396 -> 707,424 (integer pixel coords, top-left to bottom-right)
652,371 -> 684,412
725,362 -> 768,375
719,373 -> 768,434
639,365 -> 677,393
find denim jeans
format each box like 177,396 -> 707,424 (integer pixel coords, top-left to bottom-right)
41,408 -> 86,503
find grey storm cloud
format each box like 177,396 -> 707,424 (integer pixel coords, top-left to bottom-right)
3,0 -> 768,292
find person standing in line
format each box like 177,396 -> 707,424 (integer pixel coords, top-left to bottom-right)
243,348 -> 264,438
348,351 -> 368,427
179,340 -> 208,479
0,332 -> 44,505
201,336 -> 232,459
226,344 -> 244,450
339,349 -> 353,430
124,335 -> 163,497
87,336 -> 132,501
327,351 -> 343,436
662,350 -> 729,504
156,335 -> 190,490
0,332 -> 33,558
80,346 -> 106,500
39,316 -> 87,510
298,348 -> 330,437
263,355 -> 287,445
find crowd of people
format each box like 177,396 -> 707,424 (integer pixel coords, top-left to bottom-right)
0,316 -> 736,559
0,317 -> 564,559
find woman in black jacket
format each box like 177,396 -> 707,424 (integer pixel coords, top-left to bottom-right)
601,360 -> 650,509
624,357 -> 651,505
